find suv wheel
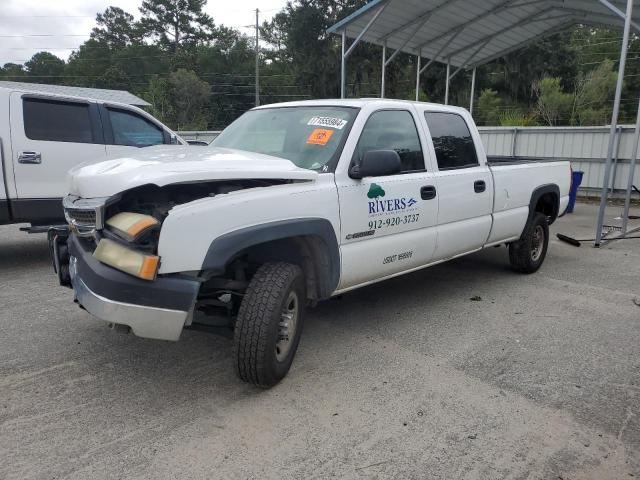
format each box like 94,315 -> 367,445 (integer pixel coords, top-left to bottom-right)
508,212 -> 549,274
234,262 -> 305,387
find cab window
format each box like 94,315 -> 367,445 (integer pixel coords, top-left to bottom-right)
355,110 -> 425,173
23,98 -> 94,143
424,112 -> 479,170
107,108 -> 166,147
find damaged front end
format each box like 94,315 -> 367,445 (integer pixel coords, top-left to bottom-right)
49,179 -> 288,340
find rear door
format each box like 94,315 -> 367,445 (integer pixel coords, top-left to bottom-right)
335,108 -> 439,290
419,109 -> 493,260
10,93 -> 106,200
100,105 -> 171,156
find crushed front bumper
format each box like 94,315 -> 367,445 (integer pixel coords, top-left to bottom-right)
59,235 -> 200,341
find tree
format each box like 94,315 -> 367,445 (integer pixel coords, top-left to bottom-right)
1,63 -> 27,81
534,77 -> 573,126
142,75 -> 171,123
475,89 -> 503,125
24,52 -> 65,84
91,7 -> 143,48
95,66 -> 131,91
571,59 -> 616,126
167,69 -> 210,128
261,0 -> 369,99
64,39 -> 113,88
139,0 -> 216,53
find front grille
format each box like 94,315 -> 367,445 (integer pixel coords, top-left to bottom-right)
66,209 -> 96,226
63,194 -> 110,232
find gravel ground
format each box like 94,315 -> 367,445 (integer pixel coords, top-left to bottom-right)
1,202 -> 639,480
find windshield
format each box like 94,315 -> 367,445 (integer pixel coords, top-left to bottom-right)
211,107 -> 358,171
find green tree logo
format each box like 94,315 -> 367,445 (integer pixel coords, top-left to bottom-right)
367,183 -> 386,199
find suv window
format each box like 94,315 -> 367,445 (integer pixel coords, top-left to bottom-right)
108,108 -> 165,147
355,110 -> 425,173
424,112 -> 478,170
23,98 -> 94,143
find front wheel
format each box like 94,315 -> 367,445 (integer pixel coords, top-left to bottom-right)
234,262 -> 306,388
509,212 -> 549,274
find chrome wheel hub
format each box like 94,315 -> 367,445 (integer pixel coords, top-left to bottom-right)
276,291 -> 299,362
531,225 -> 544,262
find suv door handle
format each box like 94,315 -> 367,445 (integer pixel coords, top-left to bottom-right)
421,185 -> 437,200
474,180 -> 486,193
18,151 -> 42,164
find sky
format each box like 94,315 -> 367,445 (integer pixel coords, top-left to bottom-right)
0,0 -> 288,65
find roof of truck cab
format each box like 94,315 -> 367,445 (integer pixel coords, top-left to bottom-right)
0,81 -> 150,106
254,98 -> 469,113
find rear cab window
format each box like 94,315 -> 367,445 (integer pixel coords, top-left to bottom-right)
23,98 -> 95,143
424,111 -> 479,170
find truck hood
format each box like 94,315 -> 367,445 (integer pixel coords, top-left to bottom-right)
68,146 -> 319,198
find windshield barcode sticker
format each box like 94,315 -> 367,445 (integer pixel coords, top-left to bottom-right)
307,117 -> 348,130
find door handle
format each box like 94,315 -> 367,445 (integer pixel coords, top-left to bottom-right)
18,151 -> 42,164
474,180 -> 486,193
421,185 -> 437,200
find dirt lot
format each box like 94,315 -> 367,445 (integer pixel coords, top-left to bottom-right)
1,202 -> 639,479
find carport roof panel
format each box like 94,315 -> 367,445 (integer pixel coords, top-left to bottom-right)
328,0 -> 640,68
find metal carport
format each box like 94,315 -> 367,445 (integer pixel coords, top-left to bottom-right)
328,0 -> 640,246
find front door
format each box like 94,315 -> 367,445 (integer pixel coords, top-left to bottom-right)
335,109 -> 439,290
10,93 -> 106,200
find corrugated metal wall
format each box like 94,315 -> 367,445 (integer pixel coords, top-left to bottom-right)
478,126 -> 640,195
179,127 -> 640,195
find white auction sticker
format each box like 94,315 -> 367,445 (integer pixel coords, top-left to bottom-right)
307,116 -> 348,130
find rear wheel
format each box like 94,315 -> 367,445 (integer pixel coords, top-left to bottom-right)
509,212 -> 549,274
234,262 -> 305,388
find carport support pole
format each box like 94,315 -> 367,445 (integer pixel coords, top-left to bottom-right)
445,59 -> 451,105
595,0 -> 633,246
381,41 -> 387,98
416,52 -> 421,101
469,67 -> 477,115
341,30 -> 346,99
622,96 -> 640,234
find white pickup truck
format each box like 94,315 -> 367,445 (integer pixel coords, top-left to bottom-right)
0,84 -> 184,230
50,99 -> 570,387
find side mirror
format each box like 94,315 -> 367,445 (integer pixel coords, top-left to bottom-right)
170,133 -> 179,145
349,150 -> 401,179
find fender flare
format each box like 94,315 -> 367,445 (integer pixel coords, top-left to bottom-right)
529,184 -> 560,224
201,218 -> 340,296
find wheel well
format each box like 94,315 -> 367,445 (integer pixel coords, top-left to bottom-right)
231,235 -> 334,302
531,186 -> 560,224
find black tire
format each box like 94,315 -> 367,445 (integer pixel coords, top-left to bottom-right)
509,212 -> 549,274
234,262 -> 306,388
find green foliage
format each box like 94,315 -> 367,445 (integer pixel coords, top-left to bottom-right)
167,69 -> 210,129
410,90 -> 430,103
142,76 -> 171,122
91,7 -> 143,48
139,0 -> 216,53
24,52 -> 65,84
0,63 -> 27,81
499,110 -> 537,127
534,77 -> 573,126
475,89 -> 503,126
571,59 -> 616,126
